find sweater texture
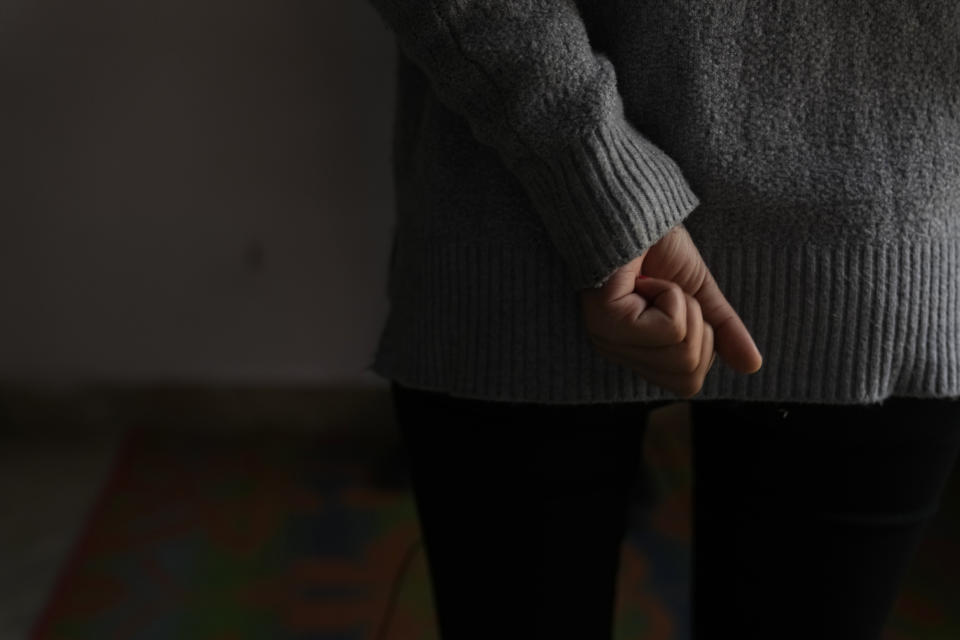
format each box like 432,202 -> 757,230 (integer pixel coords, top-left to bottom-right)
364,0 -> 960,405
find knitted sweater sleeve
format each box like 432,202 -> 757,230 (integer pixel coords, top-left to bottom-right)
366,0 -> 702,290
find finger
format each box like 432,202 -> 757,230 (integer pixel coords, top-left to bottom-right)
694,269 -> 763,374
596,322 -> 716,398
583,277 -> 653,344
591,293 -> 705,374
610,278 -> 688,347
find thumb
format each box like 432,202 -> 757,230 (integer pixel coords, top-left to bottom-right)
694,269 -> 763,375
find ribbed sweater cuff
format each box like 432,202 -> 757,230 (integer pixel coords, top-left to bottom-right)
510,115 -> 702,291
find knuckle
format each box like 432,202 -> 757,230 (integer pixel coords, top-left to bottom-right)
671,293 -> 697,343
672,320 -> 687,344
679,353 -> 699,374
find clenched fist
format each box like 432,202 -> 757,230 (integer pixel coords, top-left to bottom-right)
579,223 -> 762,398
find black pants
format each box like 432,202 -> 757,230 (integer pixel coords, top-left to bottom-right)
389,381 -> 960,640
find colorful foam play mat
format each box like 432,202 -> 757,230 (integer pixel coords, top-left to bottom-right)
31,419 -> 959,639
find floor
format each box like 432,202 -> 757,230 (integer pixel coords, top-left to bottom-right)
0,385 -> 399,640
0,425 -> 126,639
2,388 -> 958,639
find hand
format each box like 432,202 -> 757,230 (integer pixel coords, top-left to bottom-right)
579,223 -> 762,398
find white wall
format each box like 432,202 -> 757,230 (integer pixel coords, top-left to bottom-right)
0,0 -> 397,387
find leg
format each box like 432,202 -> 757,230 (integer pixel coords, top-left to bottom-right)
689,397 -> 960,640
389,381 -> 665,639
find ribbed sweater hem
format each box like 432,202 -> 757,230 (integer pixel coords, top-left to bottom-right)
368,236 -> 960,405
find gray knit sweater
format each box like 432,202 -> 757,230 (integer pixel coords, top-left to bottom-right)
364,0 -> 960,405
